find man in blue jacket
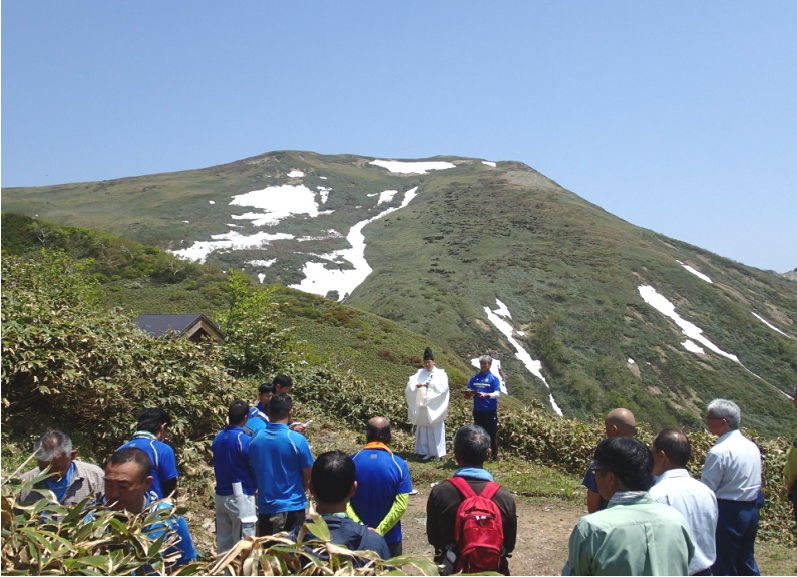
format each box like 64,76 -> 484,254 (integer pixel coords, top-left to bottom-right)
465,355 -> 502,461
212,399 -> 257,554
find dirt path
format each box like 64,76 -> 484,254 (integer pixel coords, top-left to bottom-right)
400,485 -> 584,576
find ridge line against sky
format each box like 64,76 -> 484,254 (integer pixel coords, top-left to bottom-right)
1,1 -> 795,272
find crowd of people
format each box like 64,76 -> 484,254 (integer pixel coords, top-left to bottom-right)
15,349 -> 797,576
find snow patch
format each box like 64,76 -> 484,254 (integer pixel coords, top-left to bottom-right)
638,285 -> 740,363
287,170 -> 304,178
257,273 -> 266,284
230,184 -> 319,226
682,340 -> 706,354
482,300 -> 563,415
171,231 -> 294,263
677,260 -> 712,283
290,187 -> 420,300
369,159 -> 456,174
627,358 -> 635,364
209,200 -> 215,204
752,312 -> 791,338
482,161 -> 497,167
317,186 -> 332,204
248,259 -> 277,267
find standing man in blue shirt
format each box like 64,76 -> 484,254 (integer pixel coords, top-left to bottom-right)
465,355 -> 502,461
349,417 -> 413,557
249,393 -> 315,536
245,382 -> 273,436
118,408 -> 178,499
212,400 -> 258,554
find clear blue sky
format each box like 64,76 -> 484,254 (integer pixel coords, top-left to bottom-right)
2,1 -> 795,272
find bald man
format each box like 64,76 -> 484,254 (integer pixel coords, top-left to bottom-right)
582,408 -> 636,513
348,417 -> 413,557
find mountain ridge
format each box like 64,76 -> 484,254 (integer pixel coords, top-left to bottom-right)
3,150 -> 796,435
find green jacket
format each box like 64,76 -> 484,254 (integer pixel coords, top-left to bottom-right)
562,492 -> 694,576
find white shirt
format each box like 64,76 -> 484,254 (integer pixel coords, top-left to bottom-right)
700,429 -> 761,502
651,468 -> 717,575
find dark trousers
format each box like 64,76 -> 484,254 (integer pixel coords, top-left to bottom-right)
387,540 -> 402,558
257,508 -> 305,537
473,410 -> 498,459
712,499 -> 760,576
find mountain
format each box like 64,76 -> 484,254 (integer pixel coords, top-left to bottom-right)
3,151 -> 796,436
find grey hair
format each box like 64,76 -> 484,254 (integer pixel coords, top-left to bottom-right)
33,430 -> 73,461
454,424 -> 491,465
707,399 -> 741,429
478,355 -> 493,365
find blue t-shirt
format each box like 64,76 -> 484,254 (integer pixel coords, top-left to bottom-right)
248,422 -> 314,514
118,432 -> 178,499
244,414 -> 268,437
212,425 -> 255,496
350,446 -> 413,545
144,492 -> 196,566
45,461 -> 76,503
467,371 -> 501,412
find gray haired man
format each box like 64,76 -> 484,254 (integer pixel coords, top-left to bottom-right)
18,429 -> 105,507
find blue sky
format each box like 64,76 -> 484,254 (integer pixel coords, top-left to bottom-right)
2,1 -> 795,272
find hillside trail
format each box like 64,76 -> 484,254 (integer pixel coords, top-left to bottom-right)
399,485 -> 583,576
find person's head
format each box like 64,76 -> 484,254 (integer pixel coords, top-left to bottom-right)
309,450 -> 357,510
365,417 -> 391,445
652,429 -> 692,476
267,393 -> 293,423
33,429 -> 76,479
257,382 -> 274,407
453,424 -> 491,468
706,398 -> 741,436
592,437 -> 653,500
135,408 -> 172,441
228,399 -> 249,426
478,354 -> 493,375
423,347 -> 435,371
272,375 -> 293,395
605,408 -> 636,438
104,448 -> 153,514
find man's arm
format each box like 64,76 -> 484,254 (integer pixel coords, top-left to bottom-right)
700,451 -> 722,492
376,493 -> 409,536
425,488 -> 445,556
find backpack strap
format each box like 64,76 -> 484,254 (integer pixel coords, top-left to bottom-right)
479,481 -> 501,501
448,476 -> 477,498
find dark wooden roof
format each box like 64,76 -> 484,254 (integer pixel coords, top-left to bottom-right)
132,314 -> 224,343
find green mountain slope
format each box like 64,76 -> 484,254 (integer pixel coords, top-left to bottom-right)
4,151 -> 796,435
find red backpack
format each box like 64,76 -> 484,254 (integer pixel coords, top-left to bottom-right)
448,476 -> 505,574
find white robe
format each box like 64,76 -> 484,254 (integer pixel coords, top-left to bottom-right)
405,367 -> 449,457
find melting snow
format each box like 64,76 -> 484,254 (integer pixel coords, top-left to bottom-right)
638,285 -> 740,363
482,161 -> 497,167
752,312 -> 791,338
369,159 -> 456,174
171,231 -> 294,263
483,300 -> 563,415
230,184 -> 319,226
289,187 -> 420,300
209,200 -> 215,204
288,170 -> 304,178
682,340 -> 706,354
317,186 -> 332,204
470,357 -> 509,394
248,259 -> 277,267
677,260 -> 712,283
258,273 -> 266,284
628,358 -> 635,364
